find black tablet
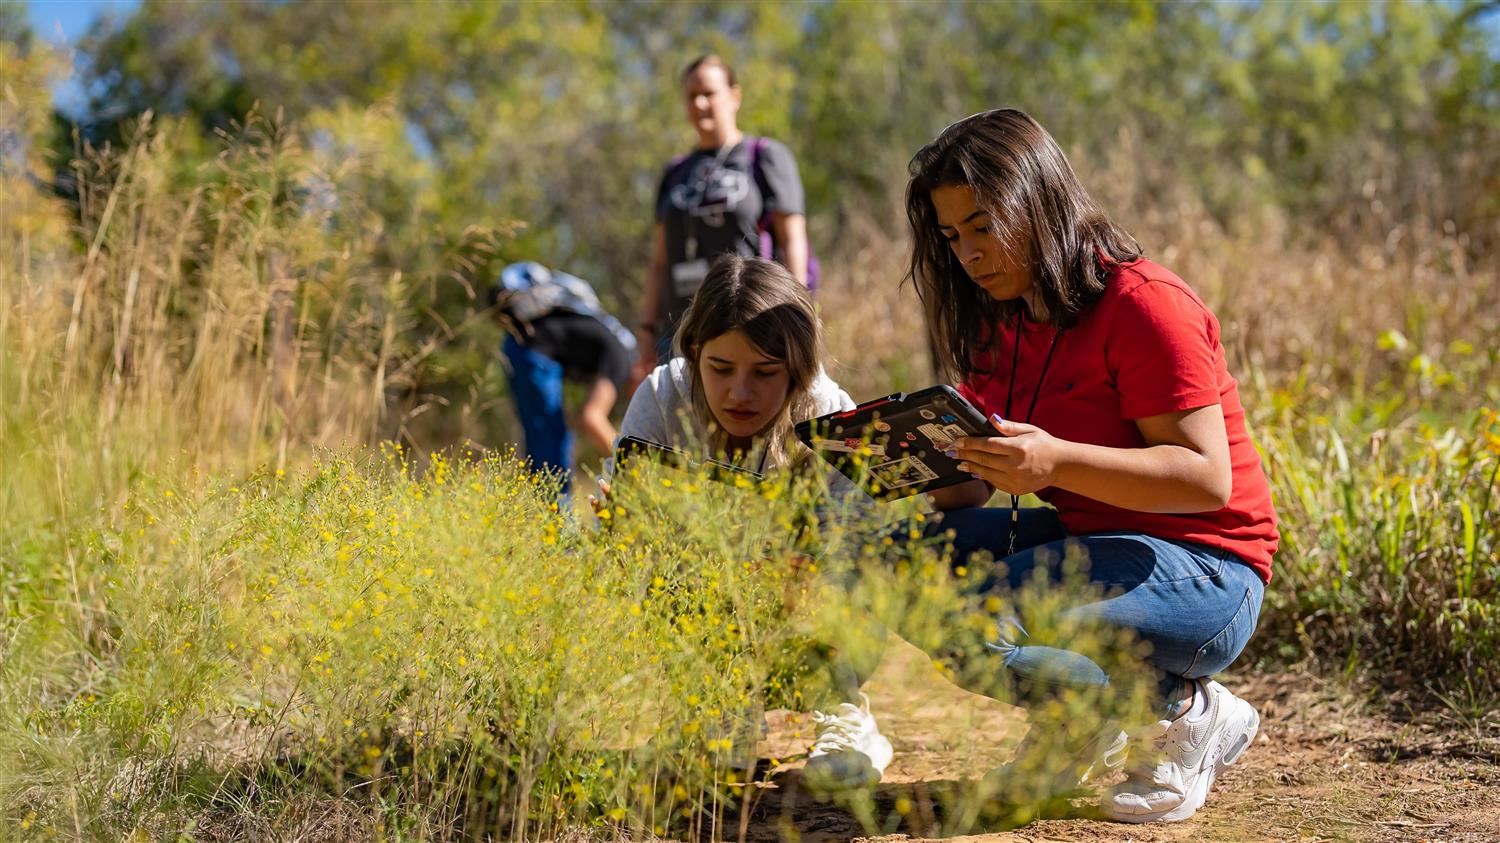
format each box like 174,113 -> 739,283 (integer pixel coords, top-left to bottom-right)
793,385 -> 993,499
613,435 -> 765,483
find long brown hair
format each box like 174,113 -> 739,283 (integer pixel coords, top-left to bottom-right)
673,255 -> 823,467
905,108 -> 1141,380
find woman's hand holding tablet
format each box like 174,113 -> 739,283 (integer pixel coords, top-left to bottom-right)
794,386 -> 996,499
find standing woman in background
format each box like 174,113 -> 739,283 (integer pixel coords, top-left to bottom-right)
908,109 -> 1279,823
637,54 -> 810,369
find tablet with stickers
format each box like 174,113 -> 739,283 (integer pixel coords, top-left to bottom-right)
794,385 -> 993,499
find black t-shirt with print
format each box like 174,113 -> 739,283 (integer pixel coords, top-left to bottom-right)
653,137 -> 805,333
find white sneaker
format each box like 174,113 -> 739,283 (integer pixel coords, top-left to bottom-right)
1103,679 -> 1260,823
1074,723 -> 1130,786
982,719 -> 1128,803
800,693 -> 892,791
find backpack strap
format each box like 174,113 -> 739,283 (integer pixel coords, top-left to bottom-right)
746,136 -> 778,259
747,136 -> 773,227
746,136 -> 819,291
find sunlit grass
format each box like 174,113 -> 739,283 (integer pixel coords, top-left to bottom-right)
1,422 -> 1164,837
2,101 -> 1498,837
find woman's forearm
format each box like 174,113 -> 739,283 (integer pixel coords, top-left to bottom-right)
1051,439 -> 1231,513
773,212 -> 809,286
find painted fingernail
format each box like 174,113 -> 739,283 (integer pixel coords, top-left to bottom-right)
944,449 -> 958,458
991,413 -> 1005,425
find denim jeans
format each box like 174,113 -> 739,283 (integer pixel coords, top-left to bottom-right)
504,335 -> 574,495
928,506 -> 1265,706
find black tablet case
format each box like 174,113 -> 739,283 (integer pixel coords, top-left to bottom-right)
794,385 -> 991,499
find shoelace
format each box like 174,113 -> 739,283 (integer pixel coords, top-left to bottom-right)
809,696 -> 870,754
1120,720 -> 1173,780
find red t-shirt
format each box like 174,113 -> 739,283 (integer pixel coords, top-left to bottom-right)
958,259 -> 1279,582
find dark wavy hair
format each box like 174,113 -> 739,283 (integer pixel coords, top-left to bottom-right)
905,108 -> 1141,380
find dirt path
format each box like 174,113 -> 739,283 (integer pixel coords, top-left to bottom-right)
736,640 -> 1500,842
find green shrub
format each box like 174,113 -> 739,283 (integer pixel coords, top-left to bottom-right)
1258,406 -> 1500,698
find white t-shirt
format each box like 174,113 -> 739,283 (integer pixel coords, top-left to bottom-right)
602,357 -> 866,505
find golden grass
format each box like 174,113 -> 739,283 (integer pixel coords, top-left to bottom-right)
2,106 -> 1496,838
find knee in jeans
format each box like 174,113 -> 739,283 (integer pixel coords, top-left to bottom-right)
1185,587 -> 1257,678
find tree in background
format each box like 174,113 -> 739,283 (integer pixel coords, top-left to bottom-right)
15,0 -> 1500,446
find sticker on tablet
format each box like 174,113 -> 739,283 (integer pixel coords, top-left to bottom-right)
873,421 -> 891,433
870,456 -> 940,489
918,409 -> 937,420
917,422 -> 956,449
810,438 -> 887,457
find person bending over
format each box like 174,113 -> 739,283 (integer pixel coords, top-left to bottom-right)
490,261 -> 636,497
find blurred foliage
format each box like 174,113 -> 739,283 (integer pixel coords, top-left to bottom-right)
0,411 -> 1158,836
3,1 -> 1500,834
38,0 -> 1500,309
6,0 -> 1500,696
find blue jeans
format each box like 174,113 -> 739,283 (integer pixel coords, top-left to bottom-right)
504,336 -> 573,495
928,506 -> 1264,706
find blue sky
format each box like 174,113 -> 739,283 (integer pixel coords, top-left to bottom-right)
26,0 -> 141,115
26,0 -> 137,43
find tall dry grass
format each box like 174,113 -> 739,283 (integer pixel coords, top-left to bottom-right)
2,103 -> 1497,837
40,113 -> 411,466
816,128 -> 1500,408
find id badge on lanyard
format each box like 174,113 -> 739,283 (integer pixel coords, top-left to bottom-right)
671,255 -> 710,297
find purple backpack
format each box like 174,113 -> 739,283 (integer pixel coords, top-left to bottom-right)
668,136 -> 821,293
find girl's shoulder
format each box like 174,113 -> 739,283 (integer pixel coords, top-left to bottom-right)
638,357 -> 695,410
1105,259 -> 1201,304
806,369 -> 856,415
1096,258 -> 1215,324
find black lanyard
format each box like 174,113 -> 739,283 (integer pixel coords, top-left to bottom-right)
1002,317 -> 1062,556
684,141 -> 738,261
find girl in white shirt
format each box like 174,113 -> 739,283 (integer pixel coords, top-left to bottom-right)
600,254 -> 889,791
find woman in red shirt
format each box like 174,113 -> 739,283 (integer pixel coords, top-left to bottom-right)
905,109 -> 1278,823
